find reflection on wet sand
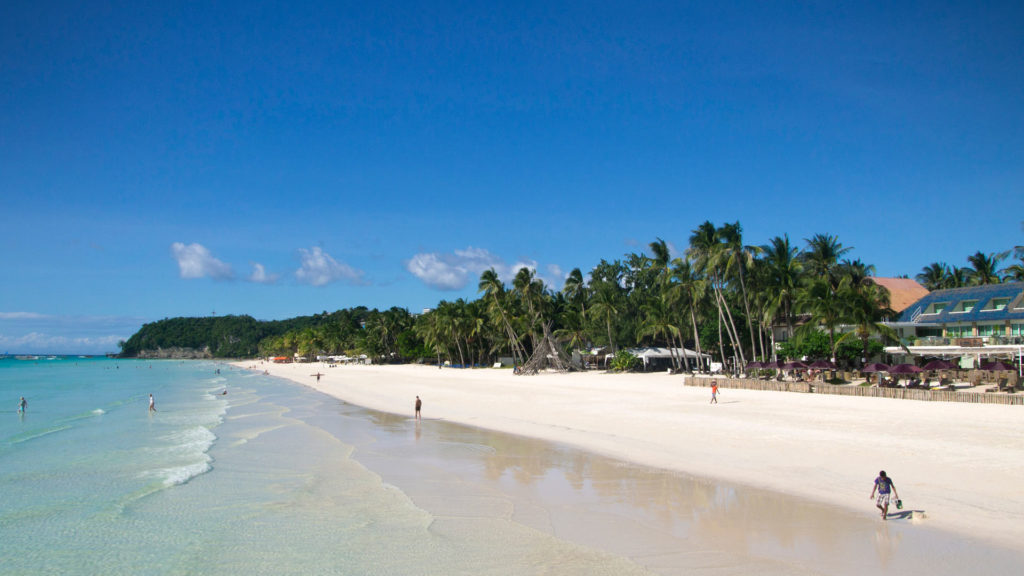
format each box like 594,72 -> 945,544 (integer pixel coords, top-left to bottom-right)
328,401 -> 1024,576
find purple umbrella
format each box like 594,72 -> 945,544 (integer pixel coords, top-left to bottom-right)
922,359 -> 957,371
887,364 -> 924,374
981,361 -> 1016,371
782,361 -> 808,370
862,363 -> 890,373
808,360 -> 836,369
745,361 -> 763,370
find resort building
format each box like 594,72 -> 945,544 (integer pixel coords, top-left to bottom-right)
884,282 -> 1024,369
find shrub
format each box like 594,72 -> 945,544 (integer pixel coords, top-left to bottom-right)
609,350 -> 640,372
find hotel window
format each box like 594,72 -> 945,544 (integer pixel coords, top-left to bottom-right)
984,297 -> 1010,311
927,302 -> 949,314
954,300 -> 977,313
1012,323 -> 1024,336
977,324 -> 999,337
946,325 -> 972,338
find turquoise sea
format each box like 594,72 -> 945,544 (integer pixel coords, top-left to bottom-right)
2,358 -> 1021,575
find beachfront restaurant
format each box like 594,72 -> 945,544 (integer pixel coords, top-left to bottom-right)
883,282 -> 1024,378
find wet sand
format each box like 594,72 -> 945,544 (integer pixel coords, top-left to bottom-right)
235,361 -> 1024,572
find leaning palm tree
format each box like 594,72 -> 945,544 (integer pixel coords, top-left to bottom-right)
478,268 -> 527,366
720,222 -> 761,362
669,258 -> 707,371
688,221 -> 745,368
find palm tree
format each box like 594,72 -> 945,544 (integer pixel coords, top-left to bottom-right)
966,251 -> 1004,285
589,285 -> 622,353
720,222 -> 761,361
637,294 -> 683,370
479,268 -> 526,366
916,262 -> 949,291
835,280 -> 900,366
562,267 -> 589,324
761,235 -> 804,347
669,258 -> 707,371
688,221 -> 745,369
803,234 -> 852,288
795,277 -> 843,356
946,266 -> 970,288
1002,260 -> 1024,282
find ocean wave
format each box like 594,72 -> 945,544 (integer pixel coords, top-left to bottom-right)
5,424 -> 72,446
156,458 -> 213,487
92,409 -> 105,415
160,426 -> 217,455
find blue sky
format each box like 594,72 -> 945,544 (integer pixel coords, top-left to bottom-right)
2,1 -> 1022,354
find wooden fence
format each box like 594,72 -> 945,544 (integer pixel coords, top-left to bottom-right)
683,376 -> 1024,406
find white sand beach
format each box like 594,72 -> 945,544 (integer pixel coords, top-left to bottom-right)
236,361 -> 1024,550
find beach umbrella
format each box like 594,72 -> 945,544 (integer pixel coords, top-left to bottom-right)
782,361 -> 808,370
980,360 -> 1016,371
887,364 -> 924,374
745,361 -> 763,370
808,360 -> 835,369
922,359 -> 956,371
862,363 -> 889,373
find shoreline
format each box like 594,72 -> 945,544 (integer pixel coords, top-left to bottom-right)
232,360 -> 1024,550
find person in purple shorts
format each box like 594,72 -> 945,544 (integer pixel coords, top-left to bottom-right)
870,470 -> 899,520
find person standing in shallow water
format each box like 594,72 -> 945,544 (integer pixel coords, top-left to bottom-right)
415,396 -> 422,420
148,393 -> 156,412
871,470 -> 899,520
18,396 -> 27,413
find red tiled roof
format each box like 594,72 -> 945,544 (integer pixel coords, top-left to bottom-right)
868,277 -> 930,313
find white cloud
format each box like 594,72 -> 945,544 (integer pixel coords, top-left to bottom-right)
0,332 -> 125,355
405,252 -> 470,290
295,247 -> 365,286
406,247 -> 562,291
171,242 -> 234,280
0,312 -> 50,319
248,263 -> 279,284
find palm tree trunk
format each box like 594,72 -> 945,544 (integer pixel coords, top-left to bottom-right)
737,266 -> 758,365
606,315 -> 615,353
716,307 -> 727,372
690,306 -> 703,372
717,286 -> 747,368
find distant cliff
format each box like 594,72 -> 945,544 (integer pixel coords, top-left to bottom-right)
134,346 -> 213,359
119,315 -> 324,359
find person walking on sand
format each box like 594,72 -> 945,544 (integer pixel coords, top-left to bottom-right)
870,470 -> 899,520
710,381 -> 719,404
149,393 -> 156,413
415,396 -> 422,420
18,396 -> 27,413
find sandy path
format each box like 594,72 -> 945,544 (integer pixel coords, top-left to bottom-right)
234,361 -> 1024,549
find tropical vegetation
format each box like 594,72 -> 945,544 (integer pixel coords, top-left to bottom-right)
121,221 -> 1024,372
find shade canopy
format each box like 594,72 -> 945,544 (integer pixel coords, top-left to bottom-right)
980,361 -> 1016,371
808,360 -> 835,369
887,364 -> 924,374
922,359 -> 957,371
745,361 -> 763,369
782,361 -> 808,370
862,363 -> 890,373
